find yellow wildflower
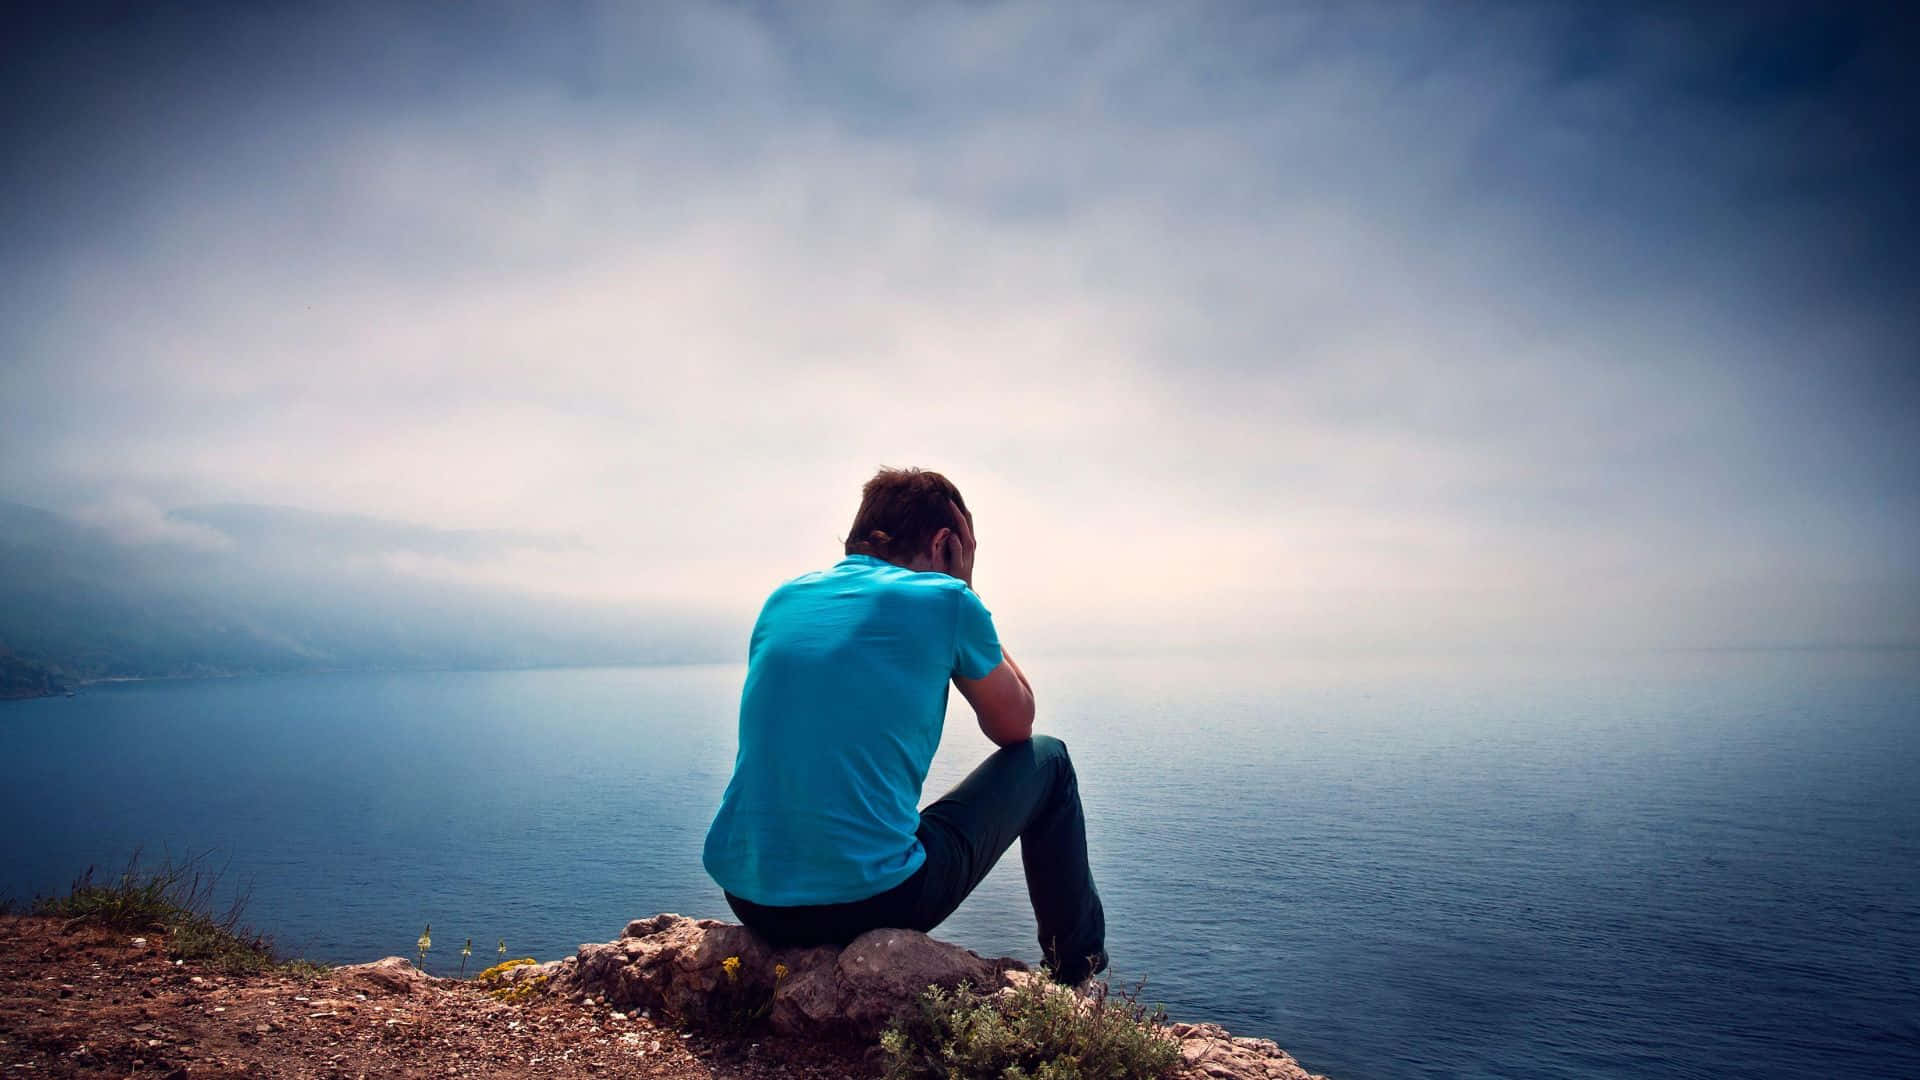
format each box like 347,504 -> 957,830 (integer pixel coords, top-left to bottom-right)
774,963 -> 790,981
722,955 -> 742,982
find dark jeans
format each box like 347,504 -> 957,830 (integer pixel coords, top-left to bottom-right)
724,735 -> 1107,982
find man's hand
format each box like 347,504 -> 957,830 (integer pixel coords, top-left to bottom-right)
940,498 -> 977,587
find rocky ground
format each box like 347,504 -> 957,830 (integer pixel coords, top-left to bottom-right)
0,915 -> 869,1079
0,914 -> 1323,1080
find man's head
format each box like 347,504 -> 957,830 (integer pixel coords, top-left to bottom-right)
845,467 -> 973,571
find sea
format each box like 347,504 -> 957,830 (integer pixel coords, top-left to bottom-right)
4,650 -> 1916,1080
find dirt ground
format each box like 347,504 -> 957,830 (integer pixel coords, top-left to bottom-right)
0,916 -> 877,1079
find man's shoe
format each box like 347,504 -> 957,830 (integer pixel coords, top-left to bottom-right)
1049,948 -> 1109,987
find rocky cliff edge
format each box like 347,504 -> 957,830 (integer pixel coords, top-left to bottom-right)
435,913 -> 1326,1080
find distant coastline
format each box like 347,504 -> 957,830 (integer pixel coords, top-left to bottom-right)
0,656 -> 240,702
0,653 -> 71,701
0,658 -> 758,704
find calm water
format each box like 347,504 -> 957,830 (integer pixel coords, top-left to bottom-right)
5,652 -> 1917,1080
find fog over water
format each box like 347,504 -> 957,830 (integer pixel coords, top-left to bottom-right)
3,3 -> 1916,659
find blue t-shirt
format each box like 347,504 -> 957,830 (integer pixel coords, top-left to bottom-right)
702,554 -> 1003,906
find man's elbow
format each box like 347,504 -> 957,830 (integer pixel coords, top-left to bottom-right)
982,695 -> 1036,747
986,726 -> 1032,748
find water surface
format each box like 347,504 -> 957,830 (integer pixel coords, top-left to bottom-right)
5,650 -> 1916,1079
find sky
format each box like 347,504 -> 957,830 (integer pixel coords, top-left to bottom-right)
3,1 -> 1917,654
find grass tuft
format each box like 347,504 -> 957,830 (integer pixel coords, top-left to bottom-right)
32,849 -> 327,977
280,957 -> 333,982
880,973 -> 1182,1080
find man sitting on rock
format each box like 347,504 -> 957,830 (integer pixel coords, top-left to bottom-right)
703,467 -> 1108,984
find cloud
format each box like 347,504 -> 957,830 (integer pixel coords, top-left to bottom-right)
1,2 -> 1915,651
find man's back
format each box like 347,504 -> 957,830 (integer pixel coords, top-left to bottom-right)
701,553 -> 1001,906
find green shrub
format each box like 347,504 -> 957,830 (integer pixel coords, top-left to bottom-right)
880,975 -> 1182,1080
35,857 -> 194,932
167,916 -> 276,974
33,850 -> 324,977
281,958 -> 333,982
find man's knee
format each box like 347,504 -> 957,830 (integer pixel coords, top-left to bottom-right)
1030,734 -> 1072,770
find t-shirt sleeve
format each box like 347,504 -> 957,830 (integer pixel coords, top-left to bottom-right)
952,587 -> 1003,680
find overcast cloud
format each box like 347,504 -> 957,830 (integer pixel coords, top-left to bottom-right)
3,2 -> 1916,653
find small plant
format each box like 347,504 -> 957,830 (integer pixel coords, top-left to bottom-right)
32,850 -> 322,977
417,924 -> 431,966
879,975 -> 1182,1080
35,851 -> 232,932
282,958 -> 332,982
476,956 -> 545,1003
461,937 -> 472,975
169,917 -> 274,975
477,956 -> 538,981
702,953 -> 787,1035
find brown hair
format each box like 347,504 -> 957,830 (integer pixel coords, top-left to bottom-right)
844,467 -> 972,563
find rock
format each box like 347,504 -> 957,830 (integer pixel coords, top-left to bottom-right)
549,913 -> 1327,1077
330,957 -> 440,997
621,914 -> 681,938
1169,1021 -> 1326,1080
816,928 -> 1012,1037
558,913 -> 1025,1040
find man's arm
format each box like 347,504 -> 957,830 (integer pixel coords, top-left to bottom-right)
939,497 -> 1033,746
955,647 -> 1034,747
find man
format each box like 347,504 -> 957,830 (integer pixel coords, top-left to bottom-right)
703,467 -> 1108,984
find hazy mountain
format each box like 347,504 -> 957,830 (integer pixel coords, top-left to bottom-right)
0,499 -> 734,692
